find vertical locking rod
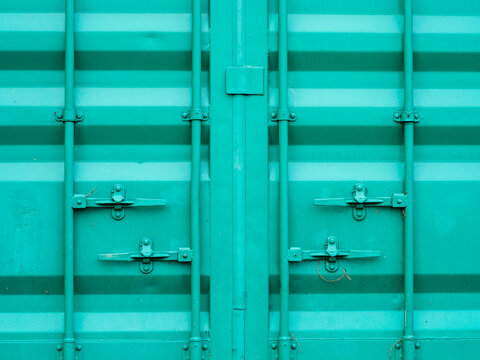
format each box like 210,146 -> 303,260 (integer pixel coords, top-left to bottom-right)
61,0 -> 78,358
189,0 -> 203,358
232,0 -> 246,359
277,0 -> 292,358
402,0 -> 417,358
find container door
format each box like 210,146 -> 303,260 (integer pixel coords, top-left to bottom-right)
266,1 -> 480,359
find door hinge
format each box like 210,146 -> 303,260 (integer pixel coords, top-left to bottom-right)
288,236 -> 381,273
72,184 -> 166,220
314,184 -> 407,221
226,66 -> 264,95
98,238 -> 192,274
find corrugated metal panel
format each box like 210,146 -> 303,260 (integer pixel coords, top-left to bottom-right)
0,0 -> 479,359
267,1 -> 480,359
0,1 -> 211,359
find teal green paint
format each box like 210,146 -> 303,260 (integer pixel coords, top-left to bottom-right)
1,1 -> 480,359
276,0 -> 292,359
188,0 -> 203,359
243,0 -> 270,358
72,184 -> 167,221
61,0 -> 78,359
62,122 -> 76,360
402,0 -> 417,358
226,66 -> 264,95
314,184 -> 407,221
209,0 -> 235,357
287,236 -> 381,274
232,0 -> 247,359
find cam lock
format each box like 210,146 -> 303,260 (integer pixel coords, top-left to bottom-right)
72,184 -> 166,220
314,184 -> 407,221
288,236 -> 380,273
98,238 -> 192,274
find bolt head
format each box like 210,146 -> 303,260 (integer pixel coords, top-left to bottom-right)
394,112 -> 401,119
115,185 -> 121,192
271,343 -> 277,350
328,238 -> 335,244
182,112 -> 189,119
415,342 -> 421,349
397,199 -> 402,204
356,211 -> 363,217
203,112 -> 208,120
357,185 -> 363,191
76,345 -> 82,351
414,113 -> 420,120
183,253 -> 188,259
56,345 -> 62,352
183,344 -> 189,351
290,112 -> 296,119
271,112 -> 277,118
396,343 -> 402,349
143,238 -> 150,245
115,211 -> 122,218
329,263 -> 335,270
76,199 -> 82,205
202,344 -> 209,350
291,343 -> 297,350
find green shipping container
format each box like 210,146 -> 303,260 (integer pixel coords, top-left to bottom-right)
0,0 -> 479,359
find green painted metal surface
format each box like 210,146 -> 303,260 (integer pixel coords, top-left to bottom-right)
0,0 -> 479,359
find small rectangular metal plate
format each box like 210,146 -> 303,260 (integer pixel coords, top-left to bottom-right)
288,248 -> 303,262
72,195 -> 87,209
392,194 -> 408,208
178,248 -> 193,262
226,66 -> 264,95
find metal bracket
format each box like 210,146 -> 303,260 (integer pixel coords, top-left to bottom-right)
314,184 -> 407,221
55,109 -> 84,123
226,66 -> 264,95
98,238 -> 192,274
393,110 -> 420,123
56,344 -> 83,360
182,108 -> 209,122
393,340 -> 421,360
288,236 -> 380,273
393,342 -> 403,360
269,341 -> 297,360
271,110 -> 296,122
182,340 -> 210,360
72,184 -> 166,220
